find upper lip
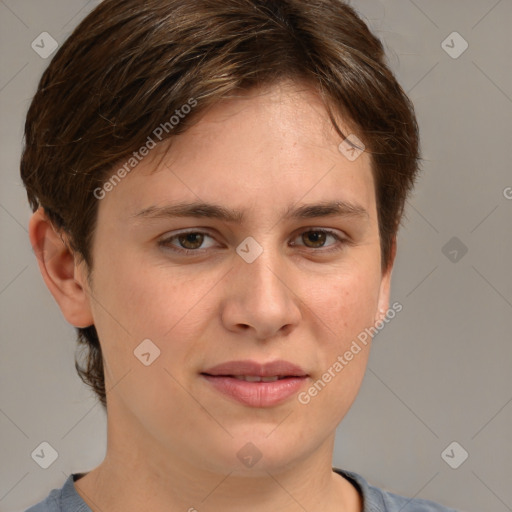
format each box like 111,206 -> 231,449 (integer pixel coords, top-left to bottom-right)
202,360 -> 308,377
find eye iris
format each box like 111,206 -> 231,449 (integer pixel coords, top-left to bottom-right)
303,231 -> 326,248
179,233 -> 204,250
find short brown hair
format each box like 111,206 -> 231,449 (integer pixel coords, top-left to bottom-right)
21,0 -> 420,408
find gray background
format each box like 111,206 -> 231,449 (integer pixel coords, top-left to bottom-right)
1,1 -> 511,511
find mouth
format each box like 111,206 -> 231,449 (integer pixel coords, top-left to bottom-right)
216,375 -> 293,382
200,360 -> 309,407
202,359 -> 308,378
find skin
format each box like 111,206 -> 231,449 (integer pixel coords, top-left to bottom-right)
30,80 -> 395,512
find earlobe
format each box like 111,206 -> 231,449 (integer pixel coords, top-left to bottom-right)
28,208 -> 94,328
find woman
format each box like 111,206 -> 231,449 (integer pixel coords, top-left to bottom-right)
23,1 -> 458,510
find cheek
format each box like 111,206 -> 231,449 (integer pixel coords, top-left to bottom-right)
91,248 -> 178,331
300,265 -> 381,410
89,254 -> 217,368
88,260 -> 201,414
309,262 -> 382,338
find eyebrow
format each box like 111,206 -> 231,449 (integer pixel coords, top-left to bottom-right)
132,200 -> 369,223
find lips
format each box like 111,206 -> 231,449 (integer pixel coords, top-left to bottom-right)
201,359 -> 308,378
201,360 -> 308,407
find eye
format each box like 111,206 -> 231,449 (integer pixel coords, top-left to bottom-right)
158,228 -> 349,256
290,229 -> 347,253
158,230 -> 218,254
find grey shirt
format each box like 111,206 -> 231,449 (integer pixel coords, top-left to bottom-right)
25,468 -> 460,511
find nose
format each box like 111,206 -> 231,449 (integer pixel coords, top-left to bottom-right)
220,242 -> 302,341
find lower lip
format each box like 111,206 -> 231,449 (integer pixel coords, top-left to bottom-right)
202,375 -> 308,407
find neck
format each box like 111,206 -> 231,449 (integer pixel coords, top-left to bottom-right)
74,444 -> 361,512
74,401 -> 362,512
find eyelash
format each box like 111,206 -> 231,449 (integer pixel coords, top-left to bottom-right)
158,229 -> 350,256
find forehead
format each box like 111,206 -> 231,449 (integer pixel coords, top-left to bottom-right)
98,81 -> 376,224
156,81 -> 362,168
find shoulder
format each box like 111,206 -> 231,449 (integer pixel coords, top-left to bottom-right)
24,473 -> 91,512
24,488 -> 60,512
334,468 -> 461,512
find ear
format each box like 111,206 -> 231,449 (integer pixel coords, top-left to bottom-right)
374,235 -> 397,325
29,208 -> 94,328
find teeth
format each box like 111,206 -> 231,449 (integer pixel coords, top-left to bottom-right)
233,375 -> 280,382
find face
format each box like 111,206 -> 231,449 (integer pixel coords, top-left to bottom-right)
80,81 -> 392,476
